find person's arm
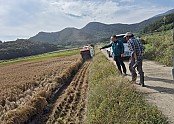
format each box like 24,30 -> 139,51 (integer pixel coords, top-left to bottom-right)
100,43 -> 112,49
120,41 -> 124,54
120,41 -> 124,57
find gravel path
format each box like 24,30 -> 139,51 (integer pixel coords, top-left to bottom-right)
102,50 -> 174,124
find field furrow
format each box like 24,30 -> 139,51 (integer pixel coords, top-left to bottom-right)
46,61 -> 90,124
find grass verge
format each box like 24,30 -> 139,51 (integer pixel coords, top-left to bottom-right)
87,49 -> 168,124
0,49 -> 79,66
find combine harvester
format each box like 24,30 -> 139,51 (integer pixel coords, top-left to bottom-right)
80,45 -> 94,61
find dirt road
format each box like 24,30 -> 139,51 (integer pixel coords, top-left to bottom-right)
102,50 -> 174,124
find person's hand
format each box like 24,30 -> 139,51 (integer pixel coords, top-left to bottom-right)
121,54 -> 124,57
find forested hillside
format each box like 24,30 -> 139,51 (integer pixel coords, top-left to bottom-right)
142,13 -> 174,33
0,39 -> 59,60
141,11 -> 174,66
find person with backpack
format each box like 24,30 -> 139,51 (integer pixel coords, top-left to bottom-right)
100,35 -> 127,76
124,32 -> 145,87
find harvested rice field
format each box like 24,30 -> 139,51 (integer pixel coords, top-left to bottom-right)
0,50 -> 90,124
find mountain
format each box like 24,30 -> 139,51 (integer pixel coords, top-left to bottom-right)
30,28 -> 96,46
154,9 -> 174,17
29,9 -> 174,46
81,22 -> 136,38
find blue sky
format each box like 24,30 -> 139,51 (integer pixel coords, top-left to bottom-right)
0,0 -> 173,41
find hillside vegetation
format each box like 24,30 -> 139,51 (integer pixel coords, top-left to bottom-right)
0,49 -> 79,66
142,13 -> 174,33
87,49 -> 168,124
142,30 -> 173,66
0,39 -> 60,60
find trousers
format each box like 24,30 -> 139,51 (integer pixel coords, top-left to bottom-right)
129,57 -> 144,85
114,56 -> 126,74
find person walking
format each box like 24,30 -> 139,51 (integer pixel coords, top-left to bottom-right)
124,32 -> 145,87
100,35 -> 127,75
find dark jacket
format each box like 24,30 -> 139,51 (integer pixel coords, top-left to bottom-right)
101,40 -> 124,56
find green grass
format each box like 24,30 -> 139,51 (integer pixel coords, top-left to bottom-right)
0,49 -> 79,66
142,30 -> 174,66
87,49 -> 168,124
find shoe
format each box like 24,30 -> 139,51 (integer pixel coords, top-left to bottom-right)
141,83 -> 145,87
138,82 -> 145,87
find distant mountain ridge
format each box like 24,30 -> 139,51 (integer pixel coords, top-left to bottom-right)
29,9 -> 174,46
154,8 -> 174,17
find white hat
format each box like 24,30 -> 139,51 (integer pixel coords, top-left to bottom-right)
124,32 -> 133,38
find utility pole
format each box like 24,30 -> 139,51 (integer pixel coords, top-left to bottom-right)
172,21 -> 174,80
163,16 -> 166,41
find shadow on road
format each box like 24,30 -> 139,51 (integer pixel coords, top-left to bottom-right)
145,76 -> 174,84
145,85 -> 174,95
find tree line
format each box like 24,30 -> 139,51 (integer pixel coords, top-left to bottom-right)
142,13 -> 174,33
0,39 -> 59,60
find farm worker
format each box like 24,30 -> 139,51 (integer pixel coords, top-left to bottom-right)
124,32 -> 145,87
89,44 -> 94,58
100,35 -> 127,76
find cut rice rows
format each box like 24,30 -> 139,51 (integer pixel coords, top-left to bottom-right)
46,61 -> 90,124
0,54 -> 86,124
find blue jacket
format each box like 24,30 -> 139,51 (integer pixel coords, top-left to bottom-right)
101,40 -> 124,56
